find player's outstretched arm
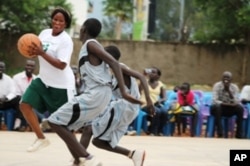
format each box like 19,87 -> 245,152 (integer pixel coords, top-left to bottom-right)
121,65 -> 155,116
87,42 -> 143,105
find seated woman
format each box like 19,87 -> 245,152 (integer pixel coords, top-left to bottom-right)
139,67 -> 168,136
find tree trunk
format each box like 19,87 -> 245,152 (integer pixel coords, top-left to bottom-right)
115,17 -> 122,40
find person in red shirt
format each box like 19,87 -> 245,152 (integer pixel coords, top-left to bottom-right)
178,84 -> 195,106
176,82 -> 198,137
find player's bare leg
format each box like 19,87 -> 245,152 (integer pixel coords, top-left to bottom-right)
20,103 -> 50,152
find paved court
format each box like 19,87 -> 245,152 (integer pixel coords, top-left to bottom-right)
0,131 -> 249,166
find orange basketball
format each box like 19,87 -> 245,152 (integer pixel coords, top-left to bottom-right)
17,33 -> 41,58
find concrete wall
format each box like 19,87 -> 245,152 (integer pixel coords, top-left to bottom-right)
71,39 -> 250,86
10,39 -> 249,87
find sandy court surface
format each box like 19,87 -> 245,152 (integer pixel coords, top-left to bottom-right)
0,131 -> 249,166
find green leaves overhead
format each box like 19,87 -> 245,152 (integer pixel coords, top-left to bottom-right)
0,0 -> 73,35
103,0 -> 133,21
193,0 -> 250,43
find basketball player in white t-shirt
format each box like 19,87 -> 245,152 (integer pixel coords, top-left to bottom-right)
19,7 -> 75,152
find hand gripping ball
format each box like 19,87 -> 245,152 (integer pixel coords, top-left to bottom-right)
17,33 -> 41,58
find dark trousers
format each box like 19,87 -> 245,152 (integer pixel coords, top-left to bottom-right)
0,96 -> 27,127
175,111 -> 198,136
142,105 -> 168,135
0,96 -> 20,111
210,103 -> 244,138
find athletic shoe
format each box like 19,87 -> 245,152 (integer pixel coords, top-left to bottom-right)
127,130 -> 137,136
158,133 -> 164,136
27,138 -> 50,152
132,150 -> 146,166
40,119 -> 51,131
67,158 -> 80,166
79,156 -> 102,166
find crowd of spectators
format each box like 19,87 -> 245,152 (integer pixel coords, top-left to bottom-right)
1,61 -> 249,139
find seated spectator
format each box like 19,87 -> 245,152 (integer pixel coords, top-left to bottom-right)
210,71 -> 243,138
169,82 -> 198,137
173,85 -> 180,93
0,61 -> 20,130
167,85 -> 179,103
12,60 -> 38,131
139,67 -> 168,136
240,85 -> 250,104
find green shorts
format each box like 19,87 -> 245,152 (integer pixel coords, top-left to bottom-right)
21,78 -> 68,114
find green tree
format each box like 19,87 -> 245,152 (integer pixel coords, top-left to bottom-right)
192,0 -> 250,43
102,0 -> 133,40
150,0 -> 197,42
0,0 -> 73,35
0,0 -> 73,62
193,0 -> 250,85
100,16 -> 116,39
150,0 -> 180,41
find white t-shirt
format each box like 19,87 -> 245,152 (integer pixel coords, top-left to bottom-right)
240,85 -> 250,101
0,74 -> 16,100
38,29 -> 75,89
12,71 -> 37,96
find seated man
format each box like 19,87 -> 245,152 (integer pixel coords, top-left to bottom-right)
210,71 -> 243,138
0,61 -> 20,130
240,85 -> 250,104
12,60 -> 39,131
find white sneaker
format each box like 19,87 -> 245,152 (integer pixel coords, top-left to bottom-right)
40,119 -> 51,131
132,150 -> 146,166
13,118 -> 21,129
127,130 -> 137,136
27,138 -> 50,152
68,158 -> 80,166
79,156 -> 102,166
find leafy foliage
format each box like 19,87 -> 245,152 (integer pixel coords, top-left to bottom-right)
100,17 -> 116,39
0,0 -> 73,62
102,0 -> 133,39
149,0 -> 180,41
192,0 -> 250,44
103,0 -> 133,22
149,0 -> 197,42
0,0 -> 73,35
